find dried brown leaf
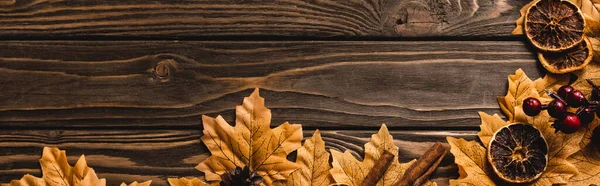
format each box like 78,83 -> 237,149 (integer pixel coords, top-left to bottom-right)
275,130 -> 333,186
167,178 -> 218,186
567,120 -> 600,185
330,125 -> 436,186
197,89 -> 303,185
497,69 -> 563,121
2,147 -> 107,186
569,0 -> 600,20
477,112 -> 509,148
446,137 -> 495,185
512,0 -> 538,35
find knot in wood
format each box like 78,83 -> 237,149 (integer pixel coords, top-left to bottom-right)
155,62 -> 171,78
153,59 -> 179,81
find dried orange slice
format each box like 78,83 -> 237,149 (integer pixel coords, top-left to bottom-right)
488,123 -> 548,183
538,37 -> 593,74
525,0 -> 585,52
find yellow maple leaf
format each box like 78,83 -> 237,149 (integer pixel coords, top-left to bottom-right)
446,137 -> 495,185
512,0 -> 538,35
497,69 -> 566,121
2,147 -> 107,186
167,178 -> 218,186
330,125 -> 436,186
567,119 -> 600,185
477,112 -> 509,148
120,181 -> 152,186
197,89 -> 303,185
450,69 -> 585,185
274,130 -> 333,186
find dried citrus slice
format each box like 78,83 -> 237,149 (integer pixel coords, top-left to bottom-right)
488,123 -> 548,183
525,0 -> 585,52
538,37 -> 593,74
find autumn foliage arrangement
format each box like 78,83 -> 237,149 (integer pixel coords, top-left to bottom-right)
3,0 -> 600,186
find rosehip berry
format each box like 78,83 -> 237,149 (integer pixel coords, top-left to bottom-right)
567,90 -> 587,107
579,107 -> 595,126
592,89 -> 600,101
548,99 -> 567,119
558,85 -> 574,99
523,97 -> 543,116
554,113 -> 581,134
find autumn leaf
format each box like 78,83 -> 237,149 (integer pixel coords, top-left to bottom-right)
197,89 -> 303,185
569,0 -> 600,20
565,118 -> 600,185
167,178 -> 218,186
274,130 -> 333,186
1,175 -> 45,186
446,137 -> 495,185
512,0 -> 537,35
121,181 -> 152,186
2,147 -> 107,186
497,69 -> 566,121
477,112 -> 509,148
330,125 -> 435,186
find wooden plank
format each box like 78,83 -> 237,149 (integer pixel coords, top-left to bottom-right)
0,0 -> 526,38
0,40 -> 542,128
0,129 -> 478,186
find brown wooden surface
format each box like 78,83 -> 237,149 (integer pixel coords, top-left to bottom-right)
0,129 -> 476,185
0,0 -> 541,185
0,40 -> 541,185
0,0 -> 525,38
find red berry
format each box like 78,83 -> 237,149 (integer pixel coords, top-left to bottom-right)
523,97 -> 543,116
548,99 -> 567,119
558,85 -> 574,99
592,89 -> 600,101
567,90 -> 587,107
579,107 -> 595,125
555,113 -> 581,134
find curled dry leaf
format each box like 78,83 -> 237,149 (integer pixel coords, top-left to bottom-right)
329,125 -> 436,186
1,147 -> 107,186
197,89 -> 303,185
167,178 -> 218,186
120,181 -> 152,186
274,130 -> 334,186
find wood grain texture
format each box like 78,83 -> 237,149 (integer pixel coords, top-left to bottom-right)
0,129 -> 477,186
0,40 -> 542,128
0,0 -> 526,38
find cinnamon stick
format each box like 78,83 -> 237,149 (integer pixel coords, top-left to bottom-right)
393,142 -> 447,186
361,150 -> 395,186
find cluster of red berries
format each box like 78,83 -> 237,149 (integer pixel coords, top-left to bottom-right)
523,79 -> 600,134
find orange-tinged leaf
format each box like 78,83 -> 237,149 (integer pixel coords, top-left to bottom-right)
275,130 -> 333,186
514,107 -> 583,185
512,0 -> 538,35
120,181 -> 152,186
498,69 -> 566,121
2,147 -> 106,186
446,137 -> 495,185
167,178 -> 218,186
197,89 -> 303,185
330,125 -> 435,186
477,112 -> 509,148
567,120 -> 600,185
1,175 -> 45,186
